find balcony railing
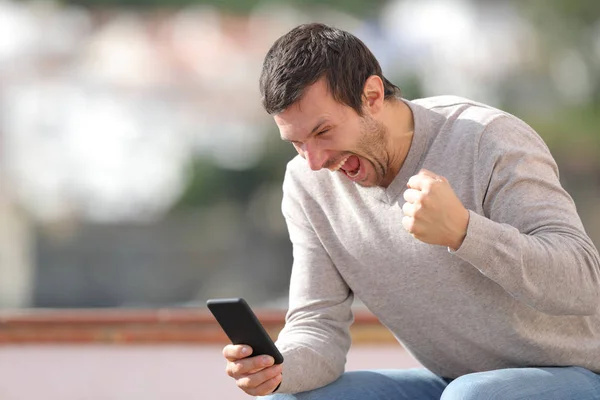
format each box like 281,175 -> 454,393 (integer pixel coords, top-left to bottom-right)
0,308 -> 396,344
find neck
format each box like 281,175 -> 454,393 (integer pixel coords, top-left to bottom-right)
380,99 -> 414,187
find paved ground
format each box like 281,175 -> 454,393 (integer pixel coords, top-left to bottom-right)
0,344 -> 421,399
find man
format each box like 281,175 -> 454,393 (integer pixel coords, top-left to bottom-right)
222,23 -> 600,399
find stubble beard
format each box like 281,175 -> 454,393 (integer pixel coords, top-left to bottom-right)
355,115 -> 391,187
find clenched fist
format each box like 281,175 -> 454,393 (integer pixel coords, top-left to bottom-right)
402,169 -> 470,250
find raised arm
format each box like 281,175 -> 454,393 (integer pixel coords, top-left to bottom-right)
453,117 -> 600,315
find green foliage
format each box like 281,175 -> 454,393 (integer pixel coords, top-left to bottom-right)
508,0 -> 600,147
65,0 -> 260,12
526,106 -> 600,152
173,131 -> 296,210
394,72 -> 424,101
515,0 -> 600,27
64,0 -> 387,16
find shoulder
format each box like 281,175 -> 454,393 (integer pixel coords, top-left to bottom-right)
478,113 -> 551,159
412,95 -> 508,125
412,95 -> 544,146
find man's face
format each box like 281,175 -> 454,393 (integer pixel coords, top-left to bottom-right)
274,79 -> 391,187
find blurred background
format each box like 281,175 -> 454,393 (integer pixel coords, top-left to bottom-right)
1,0 -> 599,311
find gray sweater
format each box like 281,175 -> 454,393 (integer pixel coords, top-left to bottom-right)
275,96 -> 600,394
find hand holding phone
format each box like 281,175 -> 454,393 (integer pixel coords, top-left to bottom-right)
207,297 -> 284,363
207,298 -> 284,396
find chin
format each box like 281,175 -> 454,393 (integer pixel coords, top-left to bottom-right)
355,177 -> 377,188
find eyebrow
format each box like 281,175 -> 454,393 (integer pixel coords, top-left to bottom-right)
281,118 -> 328,143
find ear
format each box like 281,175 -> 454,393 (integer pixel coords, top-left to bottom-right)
362,75 -> 385,115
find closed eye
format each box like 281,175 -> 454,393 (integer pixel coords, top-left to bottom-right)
316,128 -> 330,137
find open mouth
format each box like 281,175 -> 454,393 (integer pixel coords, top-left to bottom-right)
330,155 -> 362,180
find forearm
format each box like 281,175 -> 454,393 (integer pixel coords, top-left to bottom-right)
453,211 -> 600,315
274,303 -> 353,393
275,335 -> 350,393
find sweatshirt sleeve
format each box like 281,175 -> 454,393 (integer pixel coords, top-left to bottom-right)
273,166 -> 353,394
452,116 -> 600,315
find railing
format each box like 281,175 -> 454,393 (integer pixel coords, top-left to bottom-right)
0,309 -> 396,344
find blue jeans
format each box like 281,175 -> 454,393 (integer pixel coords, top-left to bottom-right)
263,367 -> 600,399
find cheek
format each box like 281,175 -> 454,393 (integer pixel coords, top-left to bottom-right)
326,131 -> 357,150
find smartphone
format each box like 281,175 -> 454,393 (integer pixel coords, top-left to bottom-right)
206,297 -> 284,364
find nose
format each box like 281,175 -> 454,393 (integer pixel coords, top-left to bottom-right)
301,141 -> 327,171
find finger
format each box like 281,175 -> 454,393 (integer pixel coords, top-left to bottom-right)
418,168 -> 437,178
237,364 -> 283,392
247,372 -> 284,396
403,188 -> 422,203
402,201 -> 417,217
407,173 -> 433,191
418,169 -> 443,180
223,344 -> 253,361
245,355 -> 276,374
227,358 -> 256,379
227,355 -> 274,378
402,215 -> 414,233
419,169 -> 448,183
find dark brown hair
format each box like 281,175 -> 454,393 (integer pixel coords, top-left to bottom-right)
259,23 -> 400,115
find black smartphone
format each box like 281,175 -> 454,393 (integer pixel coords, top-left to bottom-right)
206,297 -> 284,364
